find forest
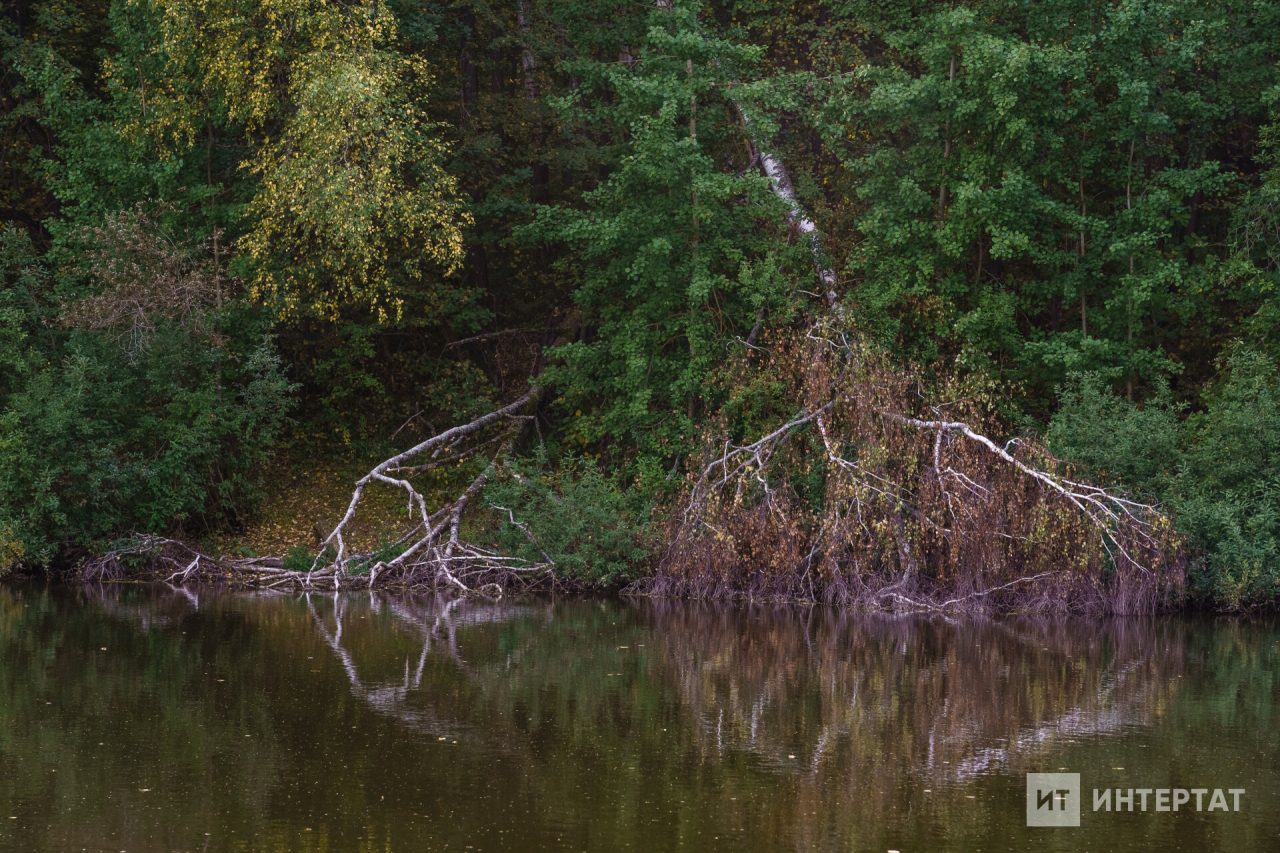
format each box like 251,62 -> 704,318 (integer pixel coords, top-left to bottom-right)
3,0 -> 1280,611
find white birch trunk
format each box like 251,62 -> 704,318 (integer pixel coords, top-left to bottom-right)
518,0 -> 537,102
738,105 -> 839,308
653,2 -> 835,307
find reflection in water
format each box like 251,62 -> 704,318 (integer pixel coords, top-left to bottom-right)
307,592 -> 547,731
0,584 -> 1276,852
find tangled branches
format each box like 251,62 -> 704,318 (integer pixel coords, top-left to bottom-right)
85,387 -> 560,596
60,203 -> 232,356
656,323 -> 1185,614
309,386 -> 551,594
83,535 -> 289,584
87,316 -> 1184,614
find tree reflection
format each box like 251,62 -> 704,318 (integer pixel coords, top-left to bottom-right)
1,585 -> 1273,853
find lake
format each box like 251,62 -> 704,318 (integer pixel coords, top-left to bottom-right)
0,585 -> 1276,851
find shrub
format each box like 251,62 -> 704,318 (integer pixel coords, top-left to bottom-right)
1049,352 -> 1280,607
0,323 -> 293,564
485,451 -> 653,586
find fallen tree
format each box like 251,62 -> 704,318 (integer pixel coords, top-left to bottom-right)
647,323 -> 1184,614
82,386 -> 559,596
309,386 -> 549,593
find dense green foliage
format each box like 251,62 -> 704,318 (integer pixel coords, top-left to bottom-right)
823,0 -> 1280,400
487,451 -> 652,584
0,224 -> 292,568
1050,352 -> 1280,607
4,0 -> 1280,603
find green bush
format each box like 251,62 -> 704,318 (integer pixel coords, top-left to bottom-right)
0,258 -> 293,563
1049,351 -> 1280,606
1047,373 -> 1182,491
0,323 -> 293,564
0,213 -> 295,567
282,544 -> 315,574
485,451 -> 653,586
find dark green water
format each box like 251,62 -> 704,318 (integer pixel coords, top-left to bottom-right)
0,586 -> 1277,852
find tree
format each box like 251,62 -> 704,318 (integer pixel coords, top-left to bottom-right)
819,0 -> 1279,410
139,0 -> 471,321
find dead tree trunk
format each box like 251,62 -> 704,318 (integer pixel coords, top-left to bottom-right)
311,386 -> 550,592
518,0 -> 549,203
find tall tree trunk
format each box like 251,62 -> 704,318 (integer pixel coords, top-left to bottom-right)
518,0 -> 537,103
1079,140 -> 1087,337
519,1 -> 548,204
1126,139 -> 1136,400
460,8 -> 479,120
489,23 -> 503,95
938,55 -> 954,221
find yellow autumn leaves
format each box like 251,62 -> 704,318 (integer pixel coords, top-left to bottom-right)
138,0 -> 469,321
240,48 -> 469,322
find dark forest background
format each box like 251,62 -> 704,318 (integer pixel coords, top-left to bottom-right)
5,0 -> 1280,606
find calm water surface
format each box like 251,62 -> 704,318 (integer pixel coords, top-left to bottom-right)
0,585 -> 1277,852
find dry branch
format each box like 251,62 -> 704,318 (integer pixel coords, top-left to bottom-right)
300,386 -> 554,594
657,322 -> 1185,614
86,387 -> 564,596
60,204 -> 232,355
